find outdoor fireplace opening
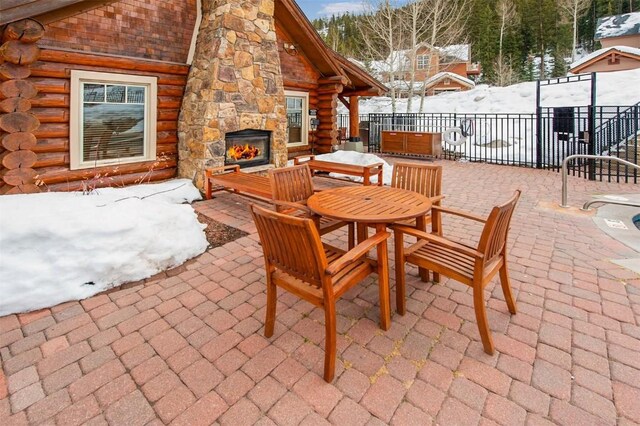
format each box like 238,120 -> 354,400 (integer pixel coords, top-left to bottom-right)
224,129 -> 271,168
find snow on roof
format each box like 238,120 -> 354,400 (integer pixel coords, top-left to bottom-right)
424,71 -> 475,88
595,12 -> 640,40
436,44 -> 470,62
569,45 -> 640,70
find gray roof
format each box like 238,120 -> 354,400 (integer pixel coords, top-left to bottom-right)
595,12 -> 640,40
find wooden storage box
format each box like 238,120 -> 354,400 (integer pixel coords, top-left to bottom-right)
381,131 -> 442,157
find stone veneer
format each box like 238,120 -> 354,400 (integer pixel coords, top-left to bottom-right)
178,0 -> 288,189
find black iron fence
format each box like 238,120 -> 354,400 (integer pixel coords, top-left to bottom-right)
338,105 -> 639,183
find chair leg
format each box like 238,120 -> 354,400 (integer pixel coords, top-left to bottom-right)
415,217 -> 430,282
499,263 -> 517,315
473,285 -> 494,355
264,274 -> 277,338
348,223 -> 355,250
393,229 -> 406,315
323,301 -> 337,382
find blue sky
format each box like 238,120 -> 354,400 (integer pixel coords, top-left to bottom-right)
296,1 -> 368,19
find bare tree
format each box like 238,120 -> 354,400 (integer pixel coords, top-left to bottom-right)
493,55 -> 518,86
402,0 -> 431,112
417,0 -> 469,113
360,0 -> 404,113
496,0 -> 518,63
558,0 -> 592,61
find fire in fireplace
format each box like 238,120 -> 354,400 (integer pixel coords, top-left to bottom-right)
224,129 -> 271,168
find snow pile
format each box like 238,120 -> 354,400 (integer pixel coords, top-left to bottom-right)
353,68 -> 640,114
288,151 -> 393,185
0,179 -> 208,316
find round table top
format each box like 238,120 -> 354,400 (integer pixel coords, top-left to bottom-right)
307,186 -> 432,223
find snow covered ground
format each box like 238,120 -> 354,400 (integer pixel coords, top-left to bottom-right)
0,179 -> 208,316
341,69 -> 640,166
352,68 -> 640,114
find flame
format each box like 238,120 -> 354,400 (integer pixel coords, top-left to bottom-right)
227,144 -> 261,161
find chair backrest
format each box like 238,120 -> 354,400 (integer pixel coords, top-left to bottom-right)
391,162 -> 442,199
477,190 -> 521,265
269,164 -> 315,205
250,203 -> 327,287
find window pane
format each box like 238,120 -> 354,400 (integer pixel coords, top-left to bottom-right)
127,86 -> 145,104
82,103 -> 145,162
83,84 -> 105,102
106,85 -> 126,103
285,95 -> 305,145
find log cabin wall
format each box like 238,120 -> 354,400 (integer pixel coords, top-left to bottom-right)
24,49 -> 189,192
0,0 -> 196,194
276,24 -> 335,155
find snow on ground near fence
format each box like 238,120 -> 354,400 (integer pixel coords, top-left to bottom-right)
354,68 -> 640,114
287,151 -> 393,185
0,179 -> 208,316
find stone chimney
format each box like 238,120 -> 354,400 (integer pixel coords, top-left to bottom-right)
178,0 -> 288,189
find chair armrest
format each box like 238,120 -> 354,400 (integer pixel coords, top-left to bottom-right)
429,195 -> 445,205
205,165 -> 240,176
432,205 -> 486,223
326,231 -> 390,275
392,225 -> 483,260
293,155 -> 315,165
271,200 -> 312,217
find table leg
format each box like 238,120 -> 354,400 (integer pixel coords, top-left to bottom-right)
416,216 -> 430,282
375,223 -> 390,331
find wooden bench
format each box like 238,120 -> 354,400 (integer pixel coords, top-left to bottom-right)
293,155 -> 384,186
204,165 -> 272,200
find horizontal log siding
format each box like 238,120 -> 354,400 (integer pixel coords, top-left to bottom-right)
24,48 -> 188,191
277,24 -> 328,156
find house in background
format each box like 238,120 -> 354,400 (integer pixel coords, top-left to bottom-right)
364,43 -> 480,97
0,0 -> 385,194
569,11 -> 640,74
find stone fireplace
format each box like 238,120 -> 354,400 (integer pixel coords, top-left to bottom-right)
178,0 -> 288,189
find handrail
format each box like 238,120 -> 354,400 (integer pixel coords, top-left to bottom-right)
582,199 -> 640,211
560,154 -> 640,208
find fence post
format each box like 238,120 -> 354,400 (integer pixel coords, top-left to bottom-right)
535,80 -> 543,169
587,73 -> 597,180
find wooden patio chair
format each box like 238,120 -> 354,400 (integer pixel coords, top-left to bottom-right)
250,204 -> 390,382
390,161 -> 443,231
269,164 -> 355,248
393,190 -> 521,354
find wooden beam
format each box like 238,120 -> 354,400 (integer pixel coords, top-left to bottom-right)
338,95 -> 349,109
349,95 -> 359,140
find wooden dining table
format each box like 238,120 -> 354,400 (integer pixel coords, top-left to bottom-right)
307,186 -> 433,327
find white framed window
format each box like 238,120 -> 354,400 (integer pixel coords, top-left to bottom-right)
285,90 -> 308,147
70,70 -> 157,170
417,55 -> 429,70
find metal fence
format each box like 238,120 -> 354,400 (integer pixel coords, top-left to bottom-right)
338,105 -> 639,183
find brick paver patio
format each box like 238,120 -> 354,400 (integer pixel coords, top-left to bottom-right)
1,158 -> 639,425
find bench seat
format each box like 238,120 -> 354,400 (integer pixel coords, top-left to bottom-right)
204,165 -> 271,200
293,155 -> 383,186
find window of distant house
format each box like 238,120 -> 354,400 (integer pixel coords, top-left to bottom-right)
70,70 -> 157,170
285,90 -> 308,147
417,55 -> 429,69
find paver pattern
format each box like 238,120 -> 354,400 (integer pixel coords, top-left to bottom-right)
1,158 -> 639,425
